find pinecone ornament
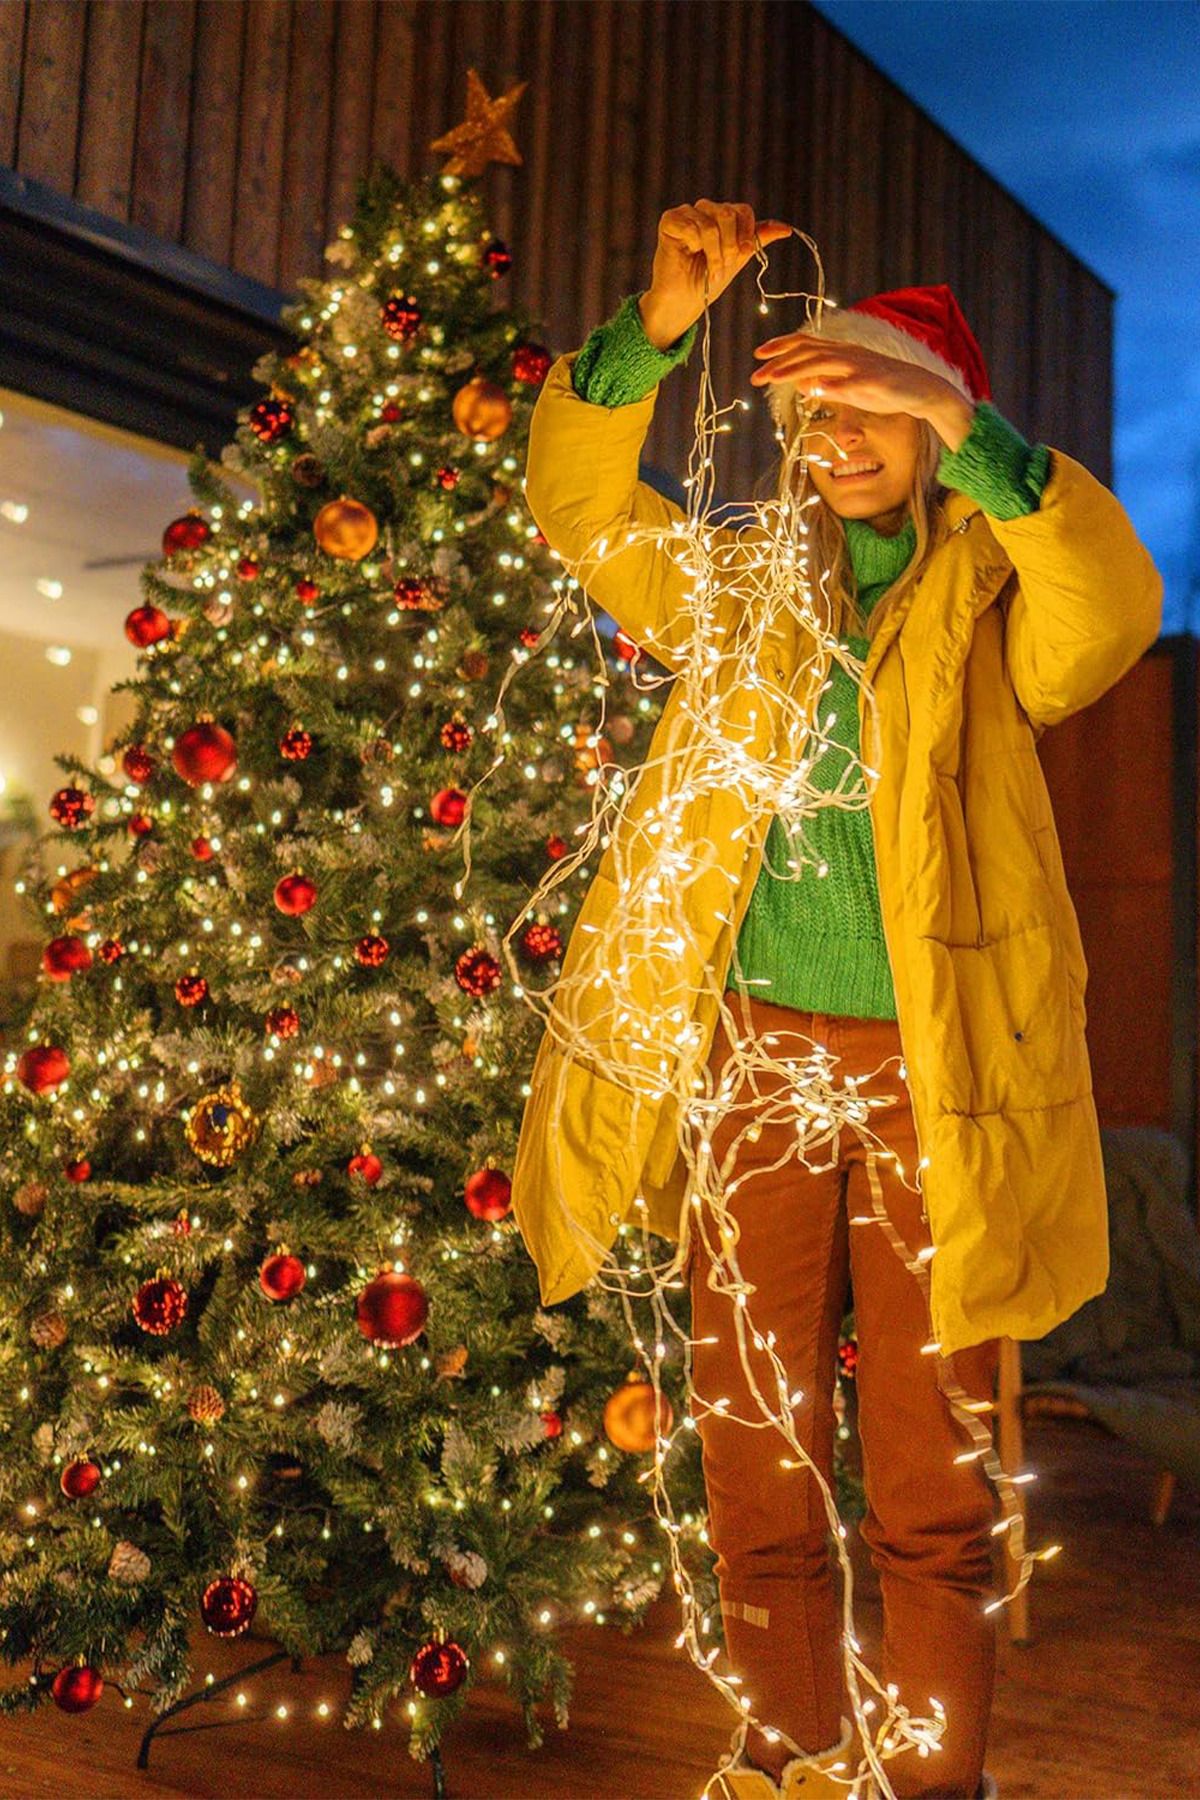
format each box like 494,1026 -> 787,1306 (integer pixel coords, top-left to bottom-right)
30,1311 -> 68,1348
13,1179 -> 49,1217
108,1541 -> 151,1584
187,1384 -> 226,1423
445,1547 -> 488,1590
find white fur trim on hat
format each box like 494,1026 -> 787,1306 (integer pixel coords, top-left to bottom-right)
764,304 -> 974,437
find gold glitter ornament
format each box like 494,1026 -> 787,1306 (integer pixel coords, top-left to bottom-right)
184,1081 -> 259,1167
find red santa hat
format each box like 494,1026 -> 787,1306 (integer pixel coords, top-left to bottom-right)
765,281 -> 992,435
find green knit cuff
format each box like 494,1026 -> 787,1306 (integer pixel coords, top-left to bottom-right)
570,291 -> 699,407
936,399 -> 1051,519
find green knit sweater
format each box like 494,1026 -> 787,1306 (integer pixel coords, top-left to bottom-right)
571,291 -> 1051,1019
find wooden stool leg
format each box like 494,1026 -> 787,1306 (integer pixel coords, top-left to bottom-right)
1151,1468 -> 1176,1526
996,1336 -> 1030,1644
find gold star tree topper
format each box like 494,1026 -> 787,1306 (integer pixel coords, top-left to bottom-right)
429,67 -> 528,178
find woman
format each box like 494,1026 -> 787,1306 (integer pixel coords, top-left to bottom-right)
510,201 -> 1163,1800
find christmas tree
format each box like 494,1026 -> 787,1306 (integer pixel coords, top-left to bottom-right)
0,98 -> 862,1774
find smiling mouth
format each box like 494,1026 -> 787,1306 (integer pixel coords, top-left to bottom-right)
832,463 -> 883,481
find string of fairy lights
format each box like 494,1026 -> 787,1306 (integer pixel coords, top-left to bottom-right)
465,236 -> 1063,1798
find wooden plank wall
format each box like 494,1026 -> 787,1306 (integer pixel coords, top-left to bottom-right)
3,0 -> 1182,1151
0,0 -> 1114,496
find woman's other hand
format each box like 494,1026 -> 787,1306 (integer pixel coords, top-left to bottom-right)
638,201 -> 793,351
750,330 -> 969,428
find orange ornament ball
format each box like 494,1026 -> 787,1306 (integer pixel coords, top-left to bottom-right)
313,496 -> 378,561
51,866 -> 98,918
603,1373 -> 674,1454
450,376 -> 512,443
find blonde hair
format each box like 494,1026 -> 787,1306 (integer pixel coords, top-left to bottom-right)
751,410 -> 950,646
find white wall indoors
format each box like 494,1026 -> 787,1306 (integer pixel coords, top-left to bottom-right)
0,387 -> 248,986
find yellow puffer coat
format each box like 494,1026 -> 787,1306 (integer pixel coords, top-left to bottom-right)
511,350 -> 1163,1356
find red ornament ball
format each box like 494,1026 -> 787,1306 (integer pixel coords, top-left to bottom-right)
541,1411 -> 563,1440
132,1275 -> 188,1336
545,835 -> 567,861
236,555 -> 261,581
128,813 -> 154,839
42,935 -> 92,980
162,512 -> 212,557
454,946 -> 502,998
173,720 -> 238,786
175,972 -> 209,1007
430,787 -> 466,828
518,624 -> 541,648
294,576 -> 320,604
51,1663 -> 104,1713
60,1457 -> 102,1499
125,603 -> 172,647
354,933 -> 389,968
379,293 -> 423,342
512,341 -> 552,385
259,1252 -> 306,1301
613,627 -> 641,663
355,1267 -> 428,1347
464,1167 -> 512,1223
191,835 -> 214,861
200,1574 -> 258,1637
482,239 -> 512,277
122,745 -> 156,784
274,872 -> 317,916
279,727 -> 312,761
435,466 -> 460,491
409,1637 -> 469,1698
49,785 -> 94,829
519,921 -> 563,965
65,1157 -> 92,1182
348,1150 -> 383,1185
97,938 -> 124,965
17,1044 -> 70,1094
439,716 -> 472,753
264,1005 -> 300,1039
380,401 -> 402,423
248,397 -> 294,444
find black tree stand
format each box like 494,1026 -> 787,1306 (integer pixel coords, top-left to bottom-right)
136,1650 -> 449,1796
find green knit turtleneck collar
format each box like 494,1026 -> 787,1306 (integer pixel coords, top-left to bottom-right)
843,514 -> 916,606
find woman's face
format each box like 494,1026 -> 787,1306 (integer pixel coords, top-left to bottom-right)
799,400 -> 923,535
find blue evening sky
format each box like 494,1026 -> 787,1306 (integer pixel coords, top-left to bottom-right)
811,0 -> 1200,635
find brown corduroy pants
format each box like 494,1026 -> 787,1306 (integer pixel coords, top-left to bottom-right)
687,995 -> 1001,1800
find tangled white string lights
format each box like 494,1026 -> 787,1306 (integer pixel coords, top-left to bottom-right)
462,232 -> 1054,1798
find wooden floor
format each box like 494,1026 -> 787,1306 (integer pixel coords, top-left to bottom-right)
2,1416 -> 1198,1800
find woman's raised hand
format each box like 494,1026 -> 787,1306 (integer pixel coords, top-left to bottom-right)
639,200 -> 793,351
